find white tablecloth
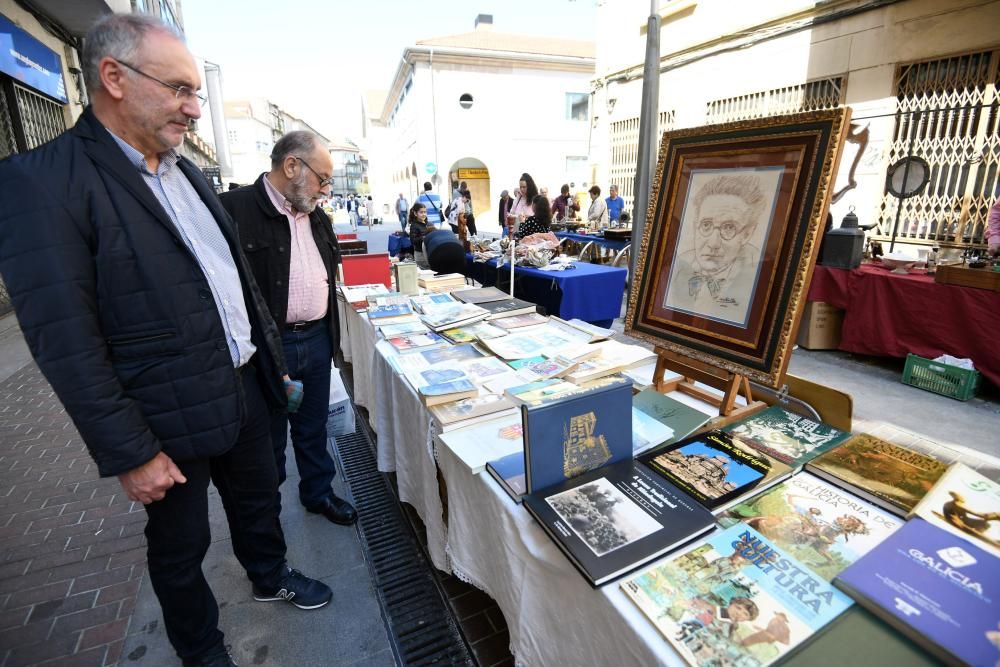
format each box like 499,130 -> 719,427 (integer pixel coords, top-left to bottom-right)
437,440 -> 682,667
337,301 -> 379,426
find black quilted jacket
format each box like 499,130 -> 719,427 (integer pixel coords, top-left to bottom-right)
0,107 -> 288,477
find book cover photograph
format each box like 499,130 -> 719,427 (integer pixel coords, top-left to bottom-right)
632,406 -> 675,456
723,406 -> 850,466
718,472 -> 901,581
522,379 -> 633,493
910,462 -> 1000,558
640,431 -> 791,512
622,524 -> 852,667
835,518 -> 1000,667
806,434 -> 949,515
429,393 -> 516,427
523,459 -> 715,586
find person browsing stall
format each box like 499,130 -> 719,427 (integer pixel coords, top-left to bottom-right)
514,195 -> 554,241
0,14 -> 330,667
551,183 -> 581,222
606,184 -> 625,226
587,185 -> 610,229
507,172 -> 538,235
220,131 -> 357,528
408,202 -> 435,269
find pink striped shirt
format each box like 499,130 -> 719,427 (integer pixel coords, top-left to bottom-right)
262,175 -> 329,323
987,197 -> 1000,246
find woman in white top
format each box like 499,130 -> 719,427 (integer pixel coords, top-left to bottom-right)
587,185 -> 609,230
507,172 -> 538,236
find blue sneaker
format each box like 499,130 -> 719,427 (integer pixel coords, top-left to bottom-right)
252,567 -> 331,610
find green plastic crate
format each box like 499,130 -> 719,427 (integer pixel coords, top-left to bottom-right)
901,353 -> 980,401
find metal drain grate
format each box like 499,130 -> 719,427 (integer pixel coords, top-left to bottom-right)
330,423 -> 474,667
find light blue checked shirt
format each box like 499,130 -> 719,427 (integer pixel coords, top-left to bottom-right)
107,130 -> 255,367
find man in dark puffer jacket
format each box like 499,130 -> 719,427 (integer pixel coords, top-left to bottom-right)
0,14 -> 329,667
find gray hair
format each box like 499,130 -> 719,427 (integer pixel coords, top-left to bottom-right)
693,173 -> 766,227
270,131 -> 322,169
82,13 -> 182,94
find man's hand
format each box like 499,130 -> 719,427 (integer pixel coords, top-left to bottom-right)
118,452 -> 187,504
284,376 -> 304,413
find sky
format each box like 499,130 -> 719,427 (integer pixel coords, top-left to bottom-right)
182,0 -> 598,142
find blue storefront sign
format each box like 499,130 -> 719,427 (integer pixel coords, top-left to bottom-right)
0,13 -> 68,104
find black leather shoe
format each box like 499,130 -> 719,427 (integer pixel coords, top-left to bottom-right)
183,646 -> 238,667
308,495 -> 357,525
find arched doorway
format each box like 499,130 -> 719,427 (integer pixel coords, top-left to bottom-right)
447,157 -> 490,222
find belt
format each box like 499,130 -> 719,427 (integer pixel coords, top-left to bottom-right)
286,319 -> 323,333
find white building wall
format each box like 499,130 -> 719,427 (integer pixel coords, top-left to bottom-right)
226,116 -> 272,187
373,54 -> 594,228
593,0 -> 1000,230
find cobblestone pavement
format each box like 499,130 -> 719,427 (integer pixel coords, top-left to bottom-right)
0,363 -> 146,667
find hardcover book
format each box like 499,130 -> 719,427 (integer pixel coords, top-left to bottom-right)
632,406 -> 675,457
564,340 -> 657,384
492,312 -> 549,330
419,343 -> 484,365
418,378 -> 479,407
439,321 -> 508,345
784,606 -> 944,667
409,292 -> 456,313
723,405 -> 850,467
429,393 -> 518,431
514,356 -> 579,383
639,431 -> 793,514
479,298 -> 538,320
523,458 -> 716,586
632,389 -> 712,453
456,356 -> 517,385
486,451 -> 527,503
805,434 -> 949,516
621,524 -> 853,666
909,462 -> 1000,558
452,286 -> 512,304
521,377 -> 633,493
835,518 -> 1000,667
436,413 -> 524,473
339,283 -> 389,310
718,472 -> 901,581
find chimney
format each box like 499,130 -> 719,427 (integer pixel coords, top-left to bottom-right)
474,14 -> 493,30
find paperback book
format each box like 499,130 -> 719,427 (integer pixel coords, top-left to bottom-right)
564,340 -> 657,384
723,405 -> 850,467
621,524 -> 853,666
386,331 -> 446,353
718,472 -> 901,582
418,343 -> 484,365
456,356 -> 517,385
909,462 -> 1000,558
377,320 -> 429,337
418,378 -> 479,407
339,283 -> 389,310
492,312 -> 549,330
523,458 -> 716,586
409,292 -> 456,313
835,518 -> 1000,667
805,434 -> 950,516
514,356 -> 579,383
549,316 -> 614,343
429,393 -> 518,431
632,406 -> 676,457
437,413 -> 524,473
639,431 -> 793,514
439,321 -> 508,345
420,303 -> 490,331
521,376 -> 632,493
451,286 -> 510,304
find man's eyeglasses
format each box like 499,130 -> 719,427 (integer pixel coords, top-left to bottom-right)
295,157 -> 334,188
697,219 -> 747,241
115,59 -> 208,105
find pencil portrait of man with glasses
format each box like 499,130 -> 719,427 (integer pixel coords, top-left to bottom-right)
664,171 -> 781,326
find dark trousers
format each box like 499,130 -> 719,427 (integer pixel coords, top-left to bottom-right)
143,364 -> 287,661
270,321 -> 335,510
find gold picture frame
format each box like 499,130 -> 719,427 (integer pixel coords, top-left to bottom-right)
625,108 -> 851,388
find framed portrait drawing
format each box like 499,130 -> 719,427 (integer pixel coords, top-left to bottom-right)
625,108 -> 851,388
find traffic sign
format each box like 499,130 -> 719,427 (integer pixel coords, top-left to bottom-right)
425,161 -> 437,175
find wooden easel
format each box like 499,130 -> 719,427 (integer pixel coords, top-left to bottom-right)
651,347 -> 768,429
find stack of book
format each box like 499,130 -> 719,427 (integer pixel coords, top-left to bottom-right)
366,295 -> 415,324
420,303 -> 490,332
339,283 -> 390,310
564,340 -> 657,383
418,271 -> 467,292
478,297 -> 538,321
451,286 -> 510,305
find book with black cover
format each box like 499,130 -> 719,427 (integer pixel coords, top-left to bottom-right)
835,518 -> 1000,667
486,451 -> 527,503
639,430 -> 792,514
521,377 -> 633,493
479,298 -> 538,320
452,286 -> 510,304
523,458 -> 715,586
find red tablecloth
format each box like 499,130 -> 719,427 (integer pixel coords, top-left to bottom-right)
808,264 -> 1000,387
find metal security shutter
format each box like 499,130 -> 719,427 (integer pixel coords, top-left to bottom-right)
609,110 -> 674,214
705,76 -> 846,124
873,51 -> 1000,249
13,82 -> 66,150
0,91 -> 15,160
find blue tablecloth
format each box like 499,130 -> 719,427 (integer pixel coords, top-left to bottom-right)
554,231 -> 631,252
465,255 -> 627,327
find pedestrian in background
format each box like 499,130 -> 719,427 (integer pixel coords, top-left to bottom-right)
461,189 -> 477,236
606,184 -> 625,226
417,181 -> 444,227
366,195 -> 376,226
498,189 -> 512,236
0,14 -> 331,667
220,131 -> 358,530
396,192 -> 409,230
346,193 -> 359,230
551,183 -> 580,222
